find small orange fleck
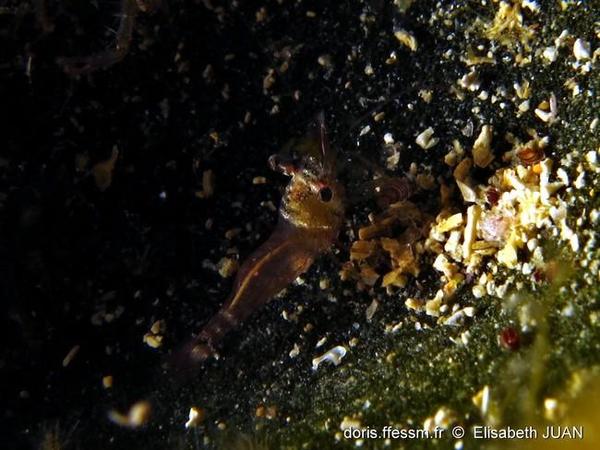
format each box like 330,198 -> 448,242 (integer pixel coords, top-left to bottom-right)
92,147 -> 119,191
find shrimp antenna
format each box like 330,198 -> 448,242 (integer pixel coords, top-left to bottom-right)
316,111 -> 334,173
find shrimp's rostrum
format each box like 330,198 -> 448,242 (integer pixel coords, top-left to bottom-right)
175,115 -> 344,368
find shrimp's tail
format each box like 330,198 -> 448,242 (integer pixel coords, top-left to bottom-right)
168,337 -> 218,378
169,309 -> 238,375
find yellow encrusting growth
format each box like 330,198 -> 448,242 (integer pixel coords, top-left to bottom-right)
482,1 -> 536,51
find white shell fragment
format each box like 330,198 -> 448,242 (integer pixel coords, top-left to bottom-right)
359,125 -> 371,136
456,179 -> 477,203
312,345 -> 347,371
459,69 -> 481,92
462,205 -> 480,260
415,127 -> 439,149
542,46 -> 557,63
518,100 -> 530,113
289,343 -> 300,358
443,308 -> 467,326
394,28 -> 418,51
185,407 -> 204,429
554,30 -> 570,48
366,299 -> 379,321
573,39 -> 591,61
521,0 -> 540,14
472,385 -> 490,416
521,0 -> 539,13
472,125 -> 494,168
535,93 -> 558,123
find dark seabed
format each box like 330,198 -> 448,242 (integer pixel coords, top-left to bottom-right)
1,1 -> 599,449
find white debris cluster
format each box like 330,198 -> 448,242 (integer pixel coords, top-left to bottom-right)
422,131 -> 589,309
312,345 -> 348,371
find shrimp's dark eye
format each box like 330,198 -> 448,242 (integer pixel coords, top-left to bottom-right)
319,186 -> 333,202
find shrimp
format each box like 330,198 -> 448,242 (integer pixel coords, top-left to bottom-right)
174,114 -> 345,368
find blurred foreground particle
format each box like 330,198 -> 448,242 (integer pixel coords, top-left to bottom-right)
102,375 -> 114,389
195,169 -> 215,199
61,345 -> 80,367
92,146 -> 119,191
312,345 -> 348,371
143,320 -> 166,348
108,400 -> 151,428
184,406 -> 205,429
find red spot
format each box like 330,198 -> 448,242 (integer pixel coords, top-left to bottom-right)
486,188 -> 500,206
499,327 -> 520,350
